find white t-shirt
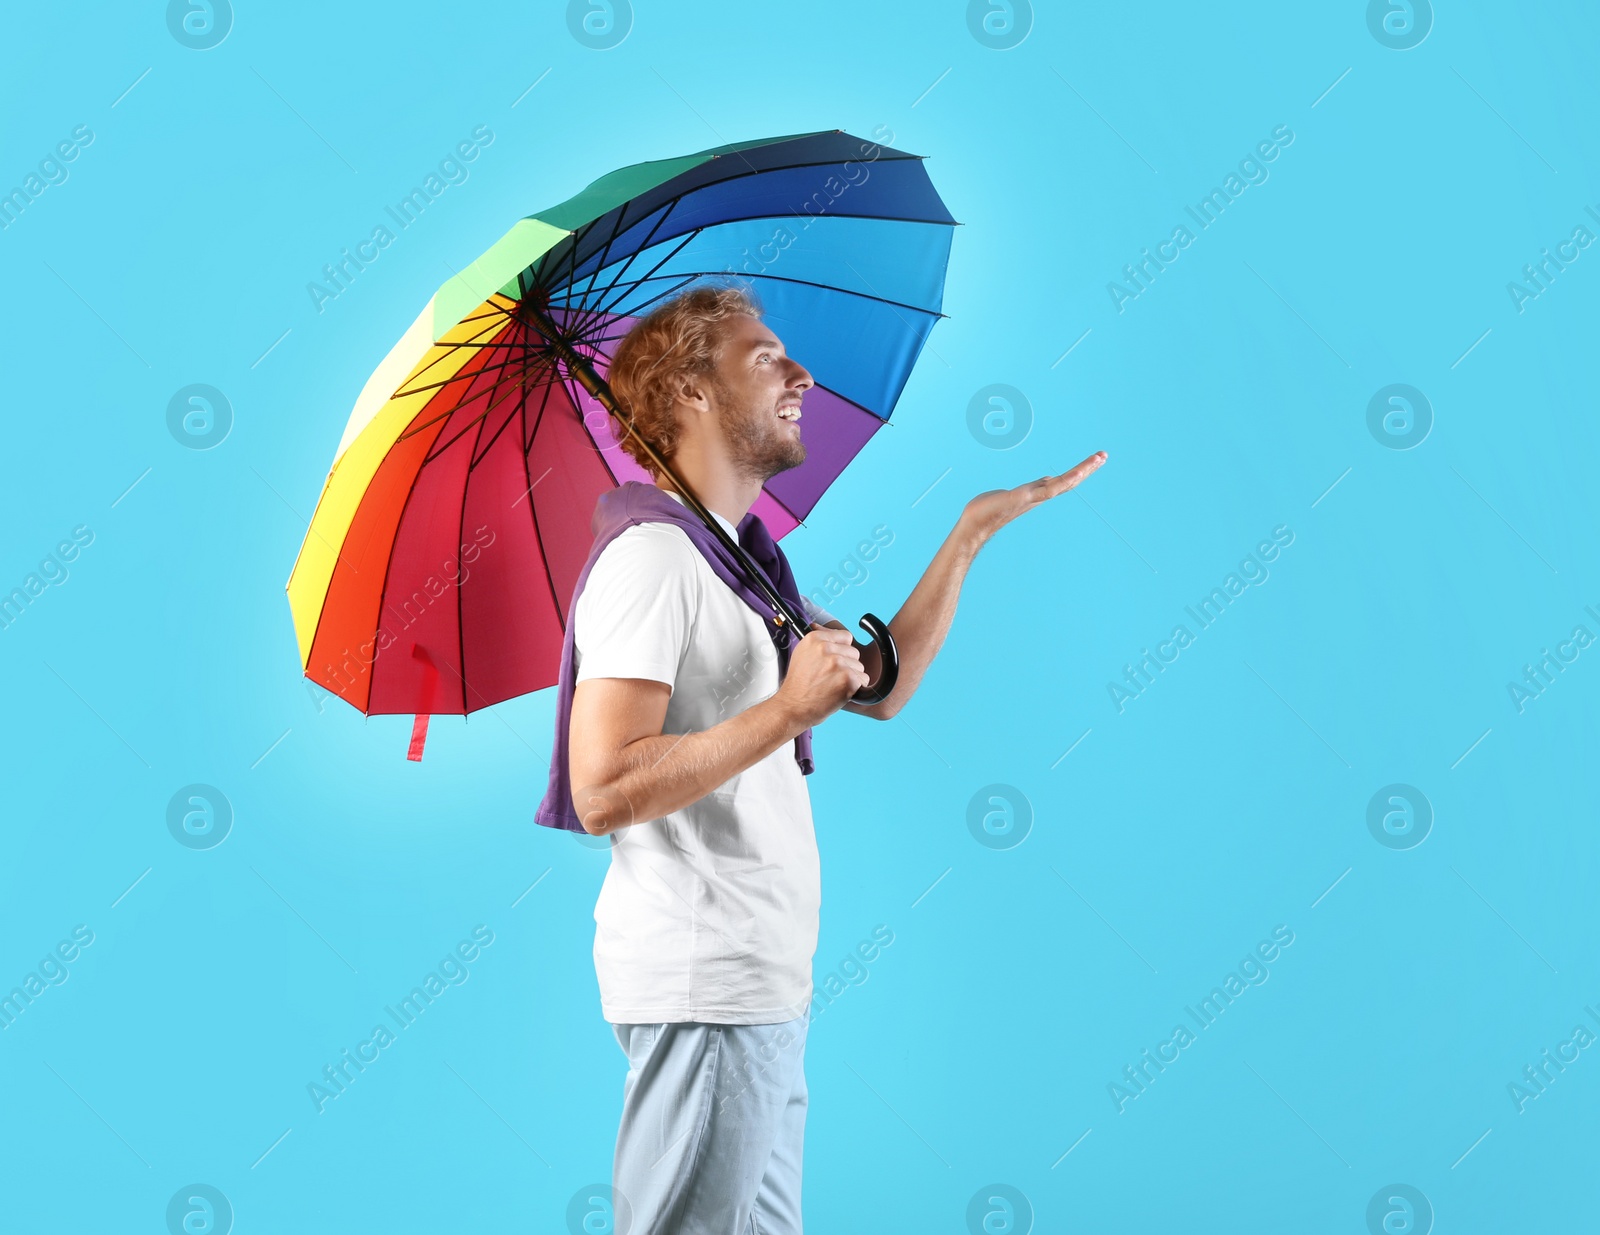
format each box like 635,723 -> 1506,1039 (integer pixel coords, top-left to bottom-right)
573,490 -> 836,1024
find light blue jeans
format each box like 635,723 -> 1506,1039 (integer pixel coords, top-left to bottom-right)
610,1012 -> 810,1234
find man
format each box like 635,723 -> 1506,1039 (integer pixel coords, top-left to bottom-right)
564,284 -> 1105,1232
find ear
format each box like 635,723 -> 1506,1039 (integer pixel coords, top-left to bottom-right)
673,370 -> 716,418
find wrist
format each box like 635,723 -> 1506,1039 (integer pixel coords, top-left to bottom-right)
758,689 -> 810,740
950,512 -> 990,559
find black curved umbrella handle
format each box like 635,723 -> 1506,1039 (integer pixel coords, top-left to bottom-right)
850,612 -> 899,706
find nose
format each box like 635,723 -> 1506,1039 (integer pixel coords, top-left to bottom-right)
785,356 -> 813,392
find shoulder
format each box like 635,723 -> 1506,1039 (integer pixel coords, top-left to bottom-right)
582,521 -> 703,600
593,520 -> 698,571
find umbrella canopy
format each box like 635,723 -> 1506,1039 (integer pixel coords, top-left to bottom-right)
286,128 -> 956,730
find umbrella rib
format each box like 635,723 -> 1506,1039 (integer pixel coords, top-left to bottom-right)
401,354 -> 554,448
398,329 -> 556,444
552,148 -> 932,283
454,395 -> 476,714
768,397 -> 889,522
549,214 -> 598,322
567,203 -> 675,316
388,309 -> 518,402
415,327 -> 538,460
504,144 -> 949,335
758,482 -> 809,533
549,152 -> 949,288
421,355 -> 550,466
538,201 -> 686,359
528,219 -> 697,380
583,273 -> 703,337
299,327 -> 527,688
518,346 -> 568,644
531,229 -> 597,354
604,265 -> 947,319
571,209 -> 945,333
528,212 -> 600,292
367,405 -> 485,714
805,379 -> 883,422
395,352 -> 546,401
465,364 -> 539,472
582,209 -> 957,290
522,335 -> 564,462
580,231 -> 705,323
430,645 -> 504,717
295,521 -> 384,699
421,338 -> 554,350
552,196 -> 678,301
567,197 -> 637,309
758,381 -> 897,532
552,198 -> 683,324
453,300 -> 520,326
574,214 -> 956,314
392,315 -> 515,400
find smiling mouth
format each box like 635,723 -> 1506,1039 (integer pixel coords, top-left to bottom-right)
776,403 -> 802,422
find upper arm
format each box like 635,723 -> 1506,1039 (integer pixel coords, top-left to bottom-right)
567,527 -> 696,786
569,677 -> 672,791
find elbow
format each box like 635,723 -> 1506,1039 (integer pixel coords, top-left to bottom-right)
571,779 -> 639,835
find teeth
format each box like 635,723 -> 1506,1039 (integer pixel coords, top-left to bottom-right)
777,407 -> 800,420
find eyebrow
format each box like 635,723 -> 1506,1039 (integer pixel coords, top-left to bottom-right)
746,336 -> 784,353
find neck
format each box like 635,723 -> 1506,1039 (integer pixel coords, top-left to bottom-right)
652,437 -> 762,528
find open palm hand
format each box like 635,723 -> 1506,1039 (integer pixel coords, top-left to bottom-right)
961,450 -> 1108,543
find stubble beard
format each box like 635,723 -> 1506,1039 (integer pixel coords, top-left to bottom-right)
714,377 -> 806,484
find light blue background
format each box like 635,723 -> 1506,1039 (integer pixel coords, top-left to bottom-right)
2,2 -> 1597,1231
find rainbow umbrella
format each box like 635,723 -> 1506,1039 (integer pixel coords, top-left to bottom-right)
286,129 -> 956,757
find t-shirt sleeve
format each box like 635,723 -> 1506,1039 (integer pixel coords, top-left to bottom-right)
574,526 -> 699,690
800,593 -> 837,628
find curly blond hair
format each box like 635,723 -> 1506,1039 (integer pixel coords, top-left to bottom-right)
605,282 -> 763,477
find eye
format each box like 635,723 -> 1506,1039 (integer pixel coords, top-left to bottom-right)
758,353 -> 773,364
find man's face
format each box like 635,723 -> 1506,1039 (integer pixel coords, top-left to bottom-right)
703,313 -> 814,482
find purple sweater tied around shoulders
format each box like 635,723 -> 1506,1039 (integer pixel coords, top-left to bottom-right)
534,481 -> 816,834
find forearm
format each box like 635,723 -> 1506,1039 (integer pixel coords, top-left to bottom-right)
853,516 -> 986,720
587,695 -> 806,832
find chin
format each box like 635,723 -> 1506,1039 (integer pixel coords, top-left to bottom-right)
773,442 -> 806,474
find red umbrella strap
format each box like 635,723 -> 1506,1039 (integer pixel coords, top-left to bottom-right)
407,644 -> 441,762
